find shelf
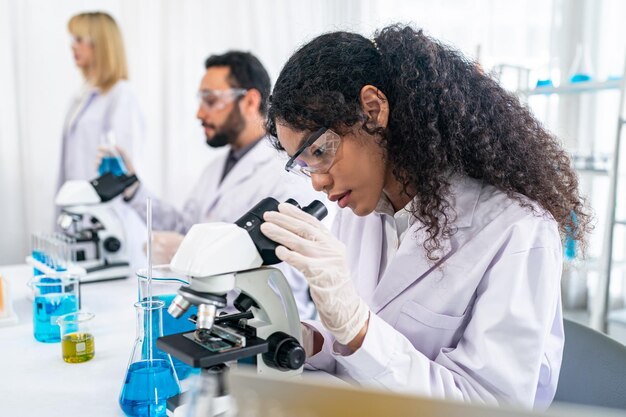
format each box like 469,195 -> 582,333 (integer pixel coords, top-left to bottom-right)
518,79 -> 622,96
575,167 -> 609,176
568,257 -> 626,272
608,308 -> 626,326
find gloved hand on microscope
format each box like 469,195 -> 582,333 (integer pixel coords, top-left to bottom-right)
260,202 -> 370,355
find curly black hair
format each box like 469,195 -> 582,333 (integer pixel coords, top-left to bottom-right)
267,24 -> 591,260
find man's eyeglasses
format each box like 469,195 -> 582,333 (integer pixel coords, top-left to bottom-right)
197,88 -> 248,112
284,128 -> 341,178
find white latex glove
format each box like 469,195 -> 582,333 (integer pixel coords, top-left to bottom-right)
144,231 -> 185,265
261,203 -> 369,345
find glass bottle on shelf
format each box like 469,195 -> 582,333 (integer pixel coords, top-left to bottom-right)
119,300 -> 180,417
561,212 -> 588,310
536,58 -> 560,88
569,43 -> 593,83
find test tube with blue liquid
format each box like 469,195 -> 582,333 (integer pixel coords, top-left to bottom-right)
31,234 -> 44,275
99,131 -> 128,177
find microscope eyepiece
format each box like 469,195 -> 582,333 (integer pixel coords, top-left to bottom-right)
235,197 -> 328,265
302,200 -> 328,220
284,199 -> 328,221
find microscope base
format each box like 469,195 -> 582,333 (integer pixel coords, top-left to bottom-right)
81,262 -> 130,283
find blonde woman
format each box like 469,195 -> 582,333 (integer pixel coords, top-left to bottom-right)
58,11 -> 145,269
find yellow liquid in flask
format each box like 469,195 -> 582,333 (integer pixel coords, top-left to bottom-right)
62,332 -> 95,363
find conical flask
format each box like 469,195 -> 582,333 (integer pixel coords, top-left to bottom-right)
569,43 -> 593,83
119,300 -> 180,417
98,131 -> 128,176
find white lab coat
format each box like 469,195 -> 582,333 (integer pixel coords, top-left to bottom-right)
306,176 -> 564,409
57,80 -> 147,270
129,139 -> 331,318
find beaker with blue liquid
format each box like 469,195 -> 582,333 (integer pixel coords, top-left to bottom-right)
136,268 -> 198,381
29,275 -> 80,343
119,300 -> 180,417
99,131 -> 128,177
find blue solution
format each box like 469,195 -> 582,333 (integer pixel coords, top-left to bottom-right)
99,156 -> 128,177
153,294 -> 198,380
119,359 -> 180,417
32,250 -> 44,275
564,211 -> 578,261
536,79 -> 553,88
39,277 -> 62,294
570,73 -> 591,83
33,293 -> 79,342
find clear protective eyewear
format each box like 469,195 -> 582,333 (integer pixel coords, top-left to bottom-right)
284,128 -> 341,178
197,88 -> 248,112
70,35 -> 92,46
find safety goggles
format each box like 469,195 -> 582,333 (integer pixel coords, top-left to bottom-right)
197,88 -> 248,111
284,128 -> 341,178
70,35 -> 92,46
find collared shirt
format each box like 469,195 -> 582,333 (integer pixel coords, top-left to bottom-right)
220,136 -> 264,182
374,193 -> 416,282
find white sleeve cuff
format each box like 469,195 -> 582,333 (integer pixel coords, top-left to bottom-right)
332,313 -> 402,382
302,320 -> 338,374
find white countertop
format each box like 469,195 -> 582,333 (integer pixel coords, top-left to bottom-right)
0,264 -> 149,417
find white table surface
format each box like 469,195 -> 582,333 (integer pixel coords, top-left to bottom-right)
0,263 -> 168,417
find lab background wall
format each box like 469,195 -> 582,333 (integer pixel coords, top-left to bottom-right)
1,0 -> 625,281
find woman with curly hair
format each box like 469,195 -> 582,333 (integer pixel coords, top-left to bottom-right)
259,25 -> 591,408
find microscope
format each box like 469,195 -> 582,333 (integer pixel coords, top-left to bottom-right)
156,197 -> 327,415
53,172 -> 138,282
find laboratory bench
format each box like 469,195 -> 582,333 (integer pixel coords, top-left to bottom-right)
2,264 -> 625,417
0,263 -> 146,417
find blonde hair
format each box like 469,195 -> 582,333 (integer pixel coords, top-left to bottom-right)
68,12 -> 128,92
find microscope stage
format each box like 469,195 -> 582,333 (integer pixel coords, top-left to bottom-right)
157,332 -> 268,368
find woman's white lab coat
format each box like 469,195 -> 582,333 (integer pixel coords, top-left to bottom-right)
305,176 -> 564,409
57,80 -> 146,269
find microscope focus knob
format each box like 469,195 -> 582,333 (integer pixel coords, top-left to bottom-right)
263,332 -> 305,371
103,237 -> 121,253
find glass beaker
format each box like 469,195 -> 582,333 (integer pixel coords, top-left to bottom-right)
29,275 -> 80,343
57,311 -> 95,363
119,300 -> 180,417
137,267 -> 198,380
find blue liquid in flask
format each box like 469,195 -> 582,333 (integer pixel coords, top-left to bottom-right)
570,73 -> 591,83
99,156 -> 128,177
536,79 -> 554,88
33,293 -> 79,342
154,294 -> 198,380
119,300 -> 180,416
119,359 -> 180,417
